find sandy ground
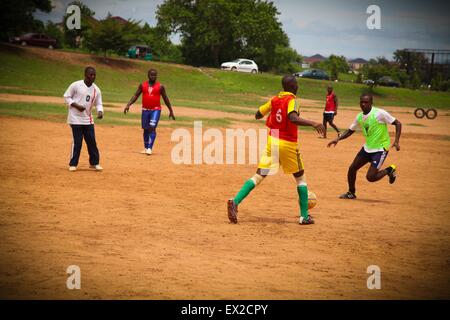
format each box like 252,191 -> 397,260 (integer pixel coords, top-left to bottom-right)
0,110 -> 449,299
1,93 -> 449,136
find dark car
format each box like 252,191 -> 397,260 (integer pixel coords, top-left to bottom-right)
377,76 -> 400,88
293,69 -> 330,80
11,33 -> 57,49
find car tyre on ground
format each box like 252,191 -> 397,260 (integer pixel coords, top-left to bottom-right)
414,108 -> 426,118
426,108 -> 437,119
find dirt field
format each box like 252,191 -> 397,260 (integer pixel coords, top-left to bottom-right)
0,101 -> 449,299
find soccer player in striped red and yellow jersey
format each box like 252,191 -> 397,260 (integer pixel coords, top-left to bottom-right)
227,75 -> 325,225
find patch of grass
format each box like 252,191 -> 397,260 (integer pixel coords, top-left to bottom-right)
0,101 -> 235,128
1,43 -> 450,110
406,123 -> 427,127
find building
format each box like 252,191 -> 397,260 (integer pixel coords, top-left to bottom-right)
302,54 -> 327,68
348,58 -> 368,70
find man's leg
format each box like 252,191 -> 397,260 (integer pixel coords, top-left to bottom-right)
141,110 -> 151,149
365,150 -> 396,183
294,170 -> 314,224
322,114 -> 328,138
329,119 -> 340,134
148,110 -> 161,151
83,124 -> 100,165
342,149 -> 370,198
69,125 -> 83,167
228,170 -> 266,223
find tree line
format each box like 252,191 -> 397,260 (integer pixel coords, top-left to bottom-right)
1,0 -> 302,73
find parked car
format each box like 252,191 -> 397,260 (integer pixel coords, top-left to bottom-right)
220,59 -> 258,73
11,33 -> 57,49
293,69 -> 330,80
363,79 -> 375,86
127,45 -> 152,60
377,76 -> 400,87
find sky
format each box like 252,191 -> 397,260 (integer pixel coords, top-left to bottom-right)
34,0 -> 450,60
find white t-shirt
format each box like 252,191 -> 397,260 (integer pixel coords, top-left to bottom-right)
349,107 -> 396,153
63,80 -> 103,125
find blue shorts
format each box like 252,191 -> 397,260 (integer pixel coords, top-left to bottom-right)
141,109 -> 161,129
323,112 -> 335,122
357,147 -> 389,169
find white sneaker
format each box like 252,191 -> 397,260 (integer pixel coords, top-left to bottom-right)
145,148 -> 152,155
140,149 -> 148,154
69,166 -> 77,172
89,164 -> 103,171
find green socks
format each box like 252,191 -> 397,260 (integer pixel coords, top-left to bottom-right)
234,179 -> 309,220
233,179 -> 256,205
297,185 -> 309,219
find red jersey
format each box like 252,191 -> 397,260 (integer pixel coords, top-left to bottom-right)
142,81 -> 162,110
325,92 -> 337,112
262,92 -> 298,143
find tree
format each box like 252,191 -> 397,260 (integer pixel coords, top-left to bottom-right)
137,23 -> 183,63
84,14 -> 141,57
313,55 -> 349,80
0,0 -> 52,40
155,0 -> 299,72
45,21 -> 64,48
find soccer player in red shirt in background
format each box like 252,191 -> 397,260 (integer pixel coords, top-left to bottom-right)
322,86 -> 341,139
124,69 -> 176,154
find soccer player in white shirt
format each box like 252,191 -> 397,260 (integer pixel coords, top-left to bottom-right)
63,66 -> 104,172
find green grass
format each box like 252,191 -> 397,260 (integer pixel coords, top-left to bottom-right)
1,43 -> 450,110
0,101 -> 235,127
406,123 -> 427,127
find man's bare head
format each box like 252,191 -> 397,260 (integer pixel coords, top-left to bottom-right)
282,75 -> 298,95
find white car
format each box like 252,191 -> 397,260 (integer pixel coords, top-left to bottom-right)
220,59 -> 258,73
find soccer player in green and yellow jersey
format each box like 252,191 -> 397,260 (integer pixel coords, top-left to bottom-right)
327,93 -> 402,199
227,75 -> 325,225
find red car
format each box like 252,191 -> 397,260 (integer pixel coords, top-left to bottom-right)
11,33 -> 57,49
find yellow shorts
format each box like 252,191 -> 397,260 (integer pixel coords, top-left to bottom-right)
257,135 -> 304,174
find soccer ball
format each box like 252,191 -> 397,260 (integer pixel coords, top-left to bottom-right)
308,191 -> 317,210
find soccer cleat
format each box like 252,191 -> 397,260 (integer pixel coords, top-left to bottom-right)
146,148 -> 152,155
339,191 -> 357,199
89,164 -> 103,171
387,164 -> 397,184
69,166 -> 77,172
227,199 -> 238,224
299,215 -> 315,225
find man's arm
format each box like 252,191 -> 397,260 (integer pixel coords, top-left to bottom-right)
334,94 -> 338,115
255,110 -> 264,119
255,100 -> 271,120
124,84 -> 142,114
327,129 -> 355,147
95,88 -> 104,119
161,85 -> 175,120
64,84 -> 85,112
391,119 -> 402,151
288,112 -> 325,136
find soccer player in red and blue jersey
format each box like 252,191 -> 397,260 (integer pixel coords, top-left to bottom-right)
124,69 -> 176,154
322,86 -> 341,139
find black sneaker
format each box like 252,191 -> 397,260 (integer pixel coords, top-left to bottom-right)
227,199 -> 238,224
339,191 -> 357,199
387,165 -> 397,184
299,216 -> 315,225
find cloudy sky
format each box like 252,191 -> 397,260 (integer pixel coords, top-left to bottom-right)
34,0 -> 450,60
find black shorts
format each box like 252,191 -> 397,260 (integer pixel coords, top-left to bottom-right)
323,112 -> 335,122
357,147 -> 389,169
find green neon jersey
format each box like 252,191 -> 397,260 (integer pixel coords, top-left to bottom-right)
356,107 -> 391,150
